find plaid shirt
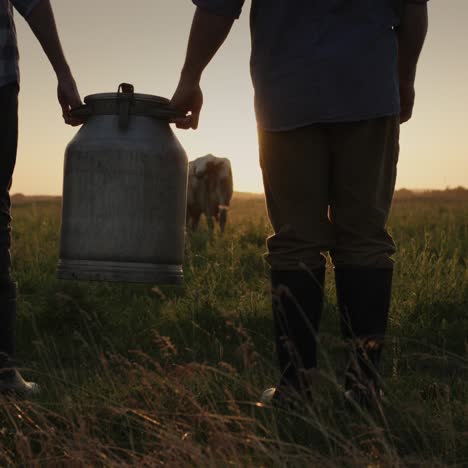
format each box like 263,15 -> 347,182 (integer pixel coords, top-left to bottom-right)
0,0 -> 40,88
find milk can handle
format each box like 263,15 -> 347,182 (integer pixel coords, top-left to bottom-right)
70,105 -> 92,119
117,83 -> 134,131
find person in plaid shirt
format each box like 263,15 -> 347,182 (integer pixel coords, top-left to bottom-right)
0,0 -> 81,396
171,0 -> 429,408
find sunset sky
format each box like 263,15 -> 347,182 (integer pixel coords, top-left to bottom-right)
13,0 -> 468,195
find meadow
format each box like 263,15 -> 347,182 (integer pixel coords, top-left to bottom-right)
0,190 -> 467,467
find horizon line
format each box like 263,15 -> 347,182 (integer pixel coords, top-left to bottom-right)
10,186 -> 468,199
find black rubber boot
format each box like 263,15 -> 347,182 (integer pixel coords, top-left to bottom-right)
335,268 -> 393,409
0,282 -> 39,396
261,268 -> 325,405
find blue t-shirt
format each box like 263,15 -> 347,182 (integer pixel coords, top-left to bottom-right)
193,0 -> 402,131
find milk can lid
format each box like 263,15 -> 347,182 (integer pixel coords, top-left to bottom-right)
71,83 -> 185,127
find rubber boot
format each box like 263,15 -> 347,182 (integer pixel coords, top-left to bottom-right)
335,268 -> 393,409
261,268 -> 325,405
0,282 -> 39,396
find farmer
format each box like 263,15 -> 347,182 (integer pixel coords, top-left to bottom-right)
0,0 -> 81,395
171,0 -> 429,407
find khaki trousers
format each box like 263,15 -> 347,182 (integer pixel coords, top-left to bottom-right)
259,117 -> 400,271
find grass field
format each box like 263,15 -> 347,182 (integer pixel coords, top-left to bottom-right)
1,191 -> 467,466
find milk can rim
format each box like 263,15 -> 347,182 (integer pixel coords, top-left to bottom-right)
84,92 -> 171,106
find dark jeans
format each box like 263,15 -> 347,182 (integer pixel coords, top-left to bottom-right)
0,83 -> 19,284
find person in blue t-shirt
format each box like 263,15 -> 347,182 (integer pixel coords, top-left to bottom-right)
171,0 -> 429,407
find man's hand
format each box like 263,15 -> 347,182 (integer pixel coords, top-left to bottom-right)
170,7 -> 235,130
399,81 -> 415,124
26,0 -> 82,126
57,72 -> 82,126
170,78 -> 204,130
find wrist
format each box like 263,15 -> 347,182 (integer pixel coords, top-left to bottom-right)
180,66 -> 202,85
55,63 -> 72,81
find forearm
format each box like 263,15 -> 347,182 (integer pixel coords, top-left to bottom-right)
25,0 -> 71,78
180,7 -> 235,83
398,3 -> 428,84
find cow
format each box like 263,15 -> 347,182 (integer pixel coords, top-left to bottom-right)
186,154 -> 234,234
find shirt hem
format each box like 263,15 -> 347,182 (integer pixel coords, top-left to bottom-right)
258,110 -> 400,132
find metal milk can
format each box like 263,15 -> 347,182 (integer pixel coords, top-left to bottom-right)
57,84 -> 188,284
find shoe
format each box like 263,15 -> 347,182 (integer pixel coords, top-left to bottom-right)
260,387 -> 276,405
0,281 -> 39,397
0,368 -> 40,397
